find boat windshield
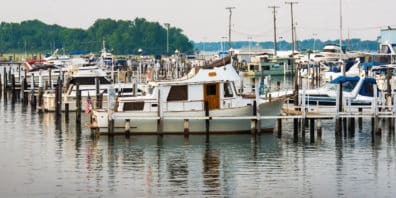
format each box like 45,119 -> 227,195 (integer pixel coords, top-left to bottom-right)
323,80 -> 358,92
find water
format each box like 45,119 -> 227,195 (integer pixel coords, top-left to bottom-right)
0,93 -> 395,198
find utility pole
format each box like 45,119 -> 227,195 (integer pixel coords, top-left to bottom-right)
268,5 -> 280,56
226,7 -> 236,50
285,2 -> 298,55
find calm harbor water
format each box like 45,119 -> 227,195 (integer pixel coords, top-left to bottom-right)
1,93 -> 396,197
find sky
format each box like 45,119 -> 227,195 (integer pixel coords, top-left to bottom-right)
1,0 -> 395,42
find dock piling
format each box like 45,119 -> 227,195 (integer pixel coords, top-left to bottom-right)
76,84 -> 81,125
184,119 -> 189,137
310,118 -> 315,143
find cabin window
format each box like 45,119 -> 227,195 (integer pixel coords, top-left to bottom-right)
123,102 -> 144,111
224,82 -> 233,97
262,66 -> 270,71
167,85 -> 188,101
206,84 -> 217,96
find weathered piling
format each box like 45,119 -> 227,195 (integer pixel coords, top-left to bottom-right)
301,118 -> 306,141
293,118 -> 298,143
48,68 -> 52,90
310,118 -> 315,143
277,118 -> 282,138
3,67 -> 7,90
57,77 -> 62,116
0,75 -> 2,95
76,84 -> 81,125
125,119 -> 130,134
358,108 -> 363,130
348,118 -> 355,136
336,82 -> 343,136
95,77 -> 101,108
184,119 -> 189,137
22,77 -> 28,104
317,119 -> 322,139
65,103 -> 69,122
205,101 -> 209,135
11,74 -> 16,102
251,100 -> 258,135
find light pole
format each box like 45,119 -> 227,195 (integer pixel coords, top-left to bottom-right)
175,49 -> 180,78
138,48 -> 142,83
313,33 -> 317,52
164,23 -> 170,54
248,36 -> 252,63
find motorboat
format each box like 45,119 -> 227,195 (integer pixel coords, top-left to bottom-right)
271,76 -> 378,106
90,63 -> 284,134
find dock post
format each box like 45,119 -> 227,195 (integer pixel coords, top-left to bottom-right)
301,118 -> 306,142
22,77 -> 28,104
371,117 -> 375,137
293,118 -> 298,143
11,74 -> 16,102
3,67 -> 7,90
95,77 -> 101,108
48,68 -> 52,90
251,100 -> 257,135
38,73 -> 44,112
277,118 -> 282,138
310,118 -> 315,143
205,101 -> 209,135
349,117 -> 355,137
358,108 -> 363,131
0,75 -> 2,95
76,84 -> 81,125
65,103 -> 69,122
317,119 -> 322,139
108,119 -> 114,135
184,119 -> 189,137
125,119 -> 130,134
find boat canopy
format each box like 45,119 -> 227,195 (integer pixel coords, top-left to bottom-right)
330,76 -> 360,84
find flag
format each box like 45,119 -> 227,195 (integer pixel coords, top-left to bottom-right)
85,93 -> 92,114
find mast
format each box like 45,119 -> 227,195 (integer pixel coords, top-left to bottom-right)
339,0 -> 344,76
226,7 -> 236,50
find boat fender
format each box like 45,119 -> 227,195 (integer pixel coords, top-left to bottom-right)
147,69 -> 151,81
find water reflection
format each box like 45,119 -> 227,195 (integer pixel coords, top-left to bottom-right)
1,100 -> 396,197
202,141 -> 220,196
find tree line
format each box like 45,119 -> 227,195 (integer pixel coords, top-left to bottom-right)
0,18 -> 194,55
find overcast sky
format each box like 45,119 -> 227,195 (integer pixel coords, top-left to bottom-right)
1,0 -> 395,42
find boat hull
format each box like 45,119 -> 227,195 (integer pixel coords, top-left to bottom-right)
91,100 -> 284,134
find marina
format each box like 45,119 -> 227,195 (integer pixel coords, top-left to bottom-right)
1,0 -> 396,196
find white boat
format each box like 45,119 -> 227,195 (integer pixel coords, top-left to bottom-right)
42,65 -> 138,112
90,63 -> 284,134
323,58 -> 361,81
271,76 -> 378,106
